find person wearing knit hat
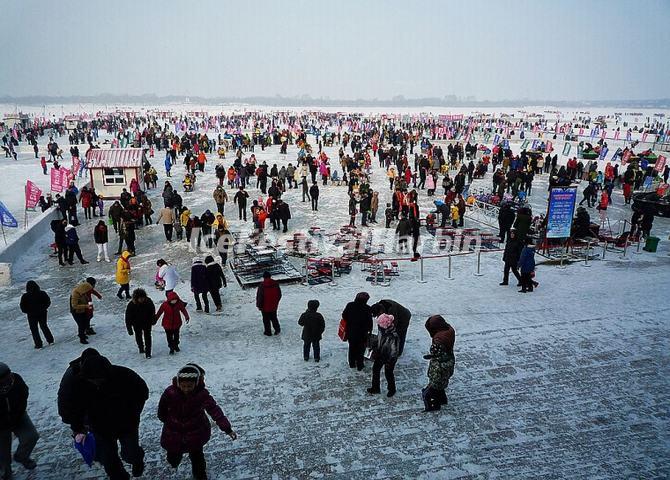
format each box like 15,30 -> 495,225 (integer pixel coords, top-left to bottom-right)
341,292 -> 373,371
158,364 -> 237,480
0,363 -> 39,477
367,314 -> 400,397
370,299 -> 412,356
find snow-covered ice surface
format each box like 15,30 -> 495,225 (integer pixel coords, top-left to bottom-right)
0,120 -> 669,479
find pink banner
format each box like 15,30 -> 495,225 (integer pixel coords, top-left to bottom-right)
25,180 -> 42,209
50,168 -> 64,192
655,155 -> 667,173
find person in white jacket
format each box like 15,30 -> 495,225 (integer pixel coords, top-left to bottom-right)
156,259 -> 181,295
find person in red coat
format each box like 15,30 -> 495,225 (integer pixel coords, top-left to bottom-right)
256,271 -> 282,336
155,291 -> 190,355
158,364 -> 237,480
80,186 -> 93,220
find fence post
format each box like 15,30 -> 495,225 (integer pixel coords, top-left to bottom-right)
447,254 -> 455,280
602,241 -> 607,260
418,257 -> 427,283
474,250 -> 484,276
620,236 -> 630,260
302,257 -> 309,285
583,241 -> 591,267
330,259 -> 337,286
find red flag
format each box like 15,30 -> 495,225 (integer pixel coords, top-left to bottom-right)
25,180 -> 42,210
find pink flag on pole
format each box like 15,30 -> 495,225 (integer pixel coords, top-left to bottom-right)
50,168 -> 64,192
25,181 -> 42,210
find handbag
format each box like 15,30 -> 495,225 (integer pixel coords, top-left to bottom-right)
74,432 -> 96,467
337,318 -> 347,341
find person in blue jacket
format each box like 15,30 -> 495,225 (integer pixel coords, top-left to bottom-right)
517,238 -> 536,293
164,153 -> 172,177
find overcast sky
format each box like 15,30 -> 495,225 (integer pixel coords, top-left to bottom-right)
1,0 -> 668,100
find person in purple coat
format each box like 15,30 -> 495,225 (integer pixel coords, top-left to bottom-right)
190,258 -> 210,313
157,364 -> 237,480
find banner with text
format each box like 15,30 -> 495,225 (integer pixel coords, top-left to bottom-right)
546,187 -> 578,239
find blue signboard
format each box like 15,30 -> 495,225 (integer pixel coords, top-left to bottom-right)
546,187 -> 577,239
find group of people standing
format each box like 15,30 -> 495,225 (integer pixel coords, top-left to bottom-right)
0,351 -> 236,480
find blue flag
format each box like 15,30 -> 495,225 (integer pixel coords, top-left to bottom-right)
0,201 -> 18,228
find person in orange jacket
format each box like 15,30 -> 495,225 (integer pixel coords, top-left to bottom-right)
196,151 -> 206,172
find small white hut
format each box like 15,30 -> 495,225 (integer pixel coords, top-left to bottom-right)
87,148 -> 145,199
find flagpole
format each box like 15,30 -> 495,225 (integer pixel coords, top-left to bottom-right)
24,183 -> 27,229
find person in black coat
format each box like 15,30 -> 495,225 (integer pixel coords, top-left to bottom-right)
341,292 -> 373,371
370,299 -> 411,356
233,187 -> 249,221
500,229 -> 522,286
124,289 -> 156,359
204,256 -> 227,312
277,199 -> 291,233
0,363 -> 39,476
497,202 -> 516,242
57,350 -> 148,479
50,218 -> 67,266
19,281 -> 54,349
309,183 -> 319,210
298,300 -> 325,361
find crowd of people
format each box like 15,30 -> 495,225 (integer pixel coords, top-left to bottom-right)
2,109 -> 668,479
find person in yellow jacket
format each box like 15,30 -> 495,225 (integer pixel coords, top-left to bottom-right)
180,208 -> 191,227
212,213 -> 229,231
116,251 -> 132,299
450,203 -> 460,228
386,166 -> 397,191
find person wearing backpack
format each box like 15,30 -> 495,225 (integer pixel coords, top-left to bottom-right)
367,313 -> 399,397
